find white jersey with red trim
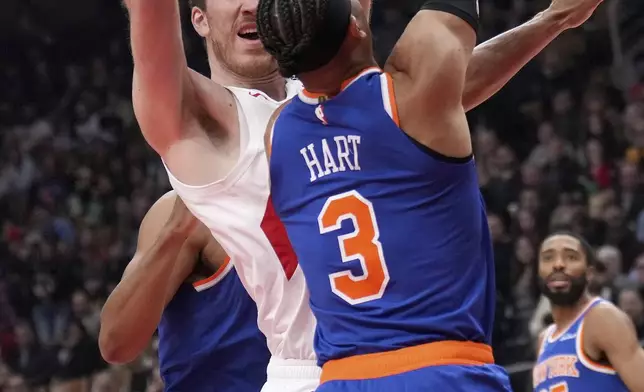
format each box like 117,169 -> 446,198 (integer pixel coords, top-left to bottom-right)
163,79 -> 318,363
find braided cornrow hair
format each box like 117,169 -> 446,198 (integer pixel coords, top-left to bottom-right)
257,0 -> 329,77
188,0 -> 206,9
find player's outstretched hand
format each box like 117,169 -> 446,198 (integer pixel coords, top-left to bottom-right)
548,0 -> 604,29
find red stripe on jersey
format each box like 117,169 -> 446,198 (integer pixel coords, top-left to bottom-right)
260,197 -> 298,280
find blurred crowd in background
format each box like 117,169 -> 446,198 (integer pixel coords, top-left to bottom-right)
1,0 -> 644,391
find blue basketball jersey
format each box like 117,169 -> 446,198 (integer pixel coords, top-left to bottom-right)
158,259 -> 269,391
533,298 -> 628,392
269,68 -> 496,366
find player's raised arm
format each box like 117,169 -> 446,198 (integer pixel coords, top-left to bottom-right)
99,192 -> 207,364
463,0 -> 603,111
123,0 -> 192,154
584,303 -> 644,391
361,0 -> 373,22
383,1 -> 478,159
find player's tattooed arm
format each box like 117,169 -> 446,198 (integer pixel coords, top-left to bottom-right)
99,192 -> 205,364
463,0 -> 603,111
584,303 -> 644,391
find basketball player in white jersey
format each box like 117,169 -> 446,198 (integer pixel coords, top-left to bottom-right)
122,0 -> 604,389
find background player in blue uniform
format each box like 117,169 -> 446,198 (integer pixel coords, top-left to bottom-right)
99,192 -> 269,391
534,232 -> 644,392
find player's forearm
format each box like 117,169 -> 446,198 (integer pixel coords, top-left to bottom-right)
462,10 -> 567,112
361,0 -> 373,22
99,229 -> 188,364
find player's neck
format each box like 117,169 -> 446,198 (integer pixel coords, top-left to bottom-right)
301,60 -> 378,96
208,58 -> 286,101
551,293 -> 594,331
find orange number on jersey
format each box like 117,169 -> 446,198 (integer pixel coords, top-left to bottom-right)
550,382 -> 568,392
318,190 -> 390,305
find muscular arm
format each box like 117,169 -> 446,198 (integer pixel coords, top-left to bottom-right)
124,0 -> 191,154
462,10 -> 566,111
384,9 -> 476,158
585,303 -> 644,391
99,192 -> 197,364
125,0 -> 236,161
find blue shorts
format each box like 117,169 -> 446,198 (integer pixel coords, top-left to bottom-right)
317,364 -> 512,391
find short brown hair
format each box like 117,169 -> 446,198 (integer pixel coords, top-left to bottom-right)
189,0 -> 206,9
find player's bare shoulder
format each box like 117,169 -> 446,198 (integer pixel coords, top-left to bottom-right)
582,301 -> 635,351
265,99 -> 292,160
185,70 -> 239,133
162,71 -> 243,187
382,5 -> 477,159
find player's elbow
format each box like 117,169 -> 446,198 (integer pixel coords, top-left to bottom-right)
461,78 -> 489,112
131,86 -> 183,157
98,323 -> 140,364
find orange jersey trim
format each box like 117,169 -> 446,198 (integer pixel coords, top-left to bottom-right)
320,340 -> 494,384
384,73 -> 400,126
301,66 -> 382,99
266,133 -> 272,159
192,257 -> 231,289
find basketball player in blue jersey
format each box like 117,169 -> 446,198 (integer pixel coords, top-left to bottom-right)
534,232 -> 644,392
110,0 -> 607,390
255,0 -> 606,389
99,191 -> 269,391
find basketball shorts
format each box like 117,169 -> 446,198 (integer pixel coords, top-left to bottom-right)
317,341 -> 512,391
261,357 -> 321,392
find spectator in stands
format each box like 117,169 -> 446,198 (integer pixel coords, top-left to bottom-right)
0,360 -> 10,389
596,245 -> 630,298
5,321 -> 54,388
617,286 -> 644,340
631,252 -> 644,284
71,290 -> 101,338
4,374 -> 29,392
512,236 -> 538,325
31,273 -> 69,347
50,318 -> 106,391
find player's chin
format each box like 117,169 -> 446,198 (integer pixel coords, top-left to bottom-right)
238,55 -> 279,77
547,287 -> 571,296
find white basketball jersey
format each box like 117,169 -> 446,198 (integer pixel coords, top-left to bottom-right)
165,79 -> 317,361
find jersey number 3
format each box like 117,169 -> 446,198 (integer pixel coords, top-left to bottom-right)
318,190 -> 390,305
540,382 -> 568,392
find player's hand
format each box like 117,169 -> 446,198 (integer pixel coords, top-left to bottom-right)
547,0 -> 604,29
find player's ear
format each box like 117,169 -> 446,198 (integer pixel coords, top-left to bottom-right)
192,6 -> 210,38
348,16 -> 367,39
